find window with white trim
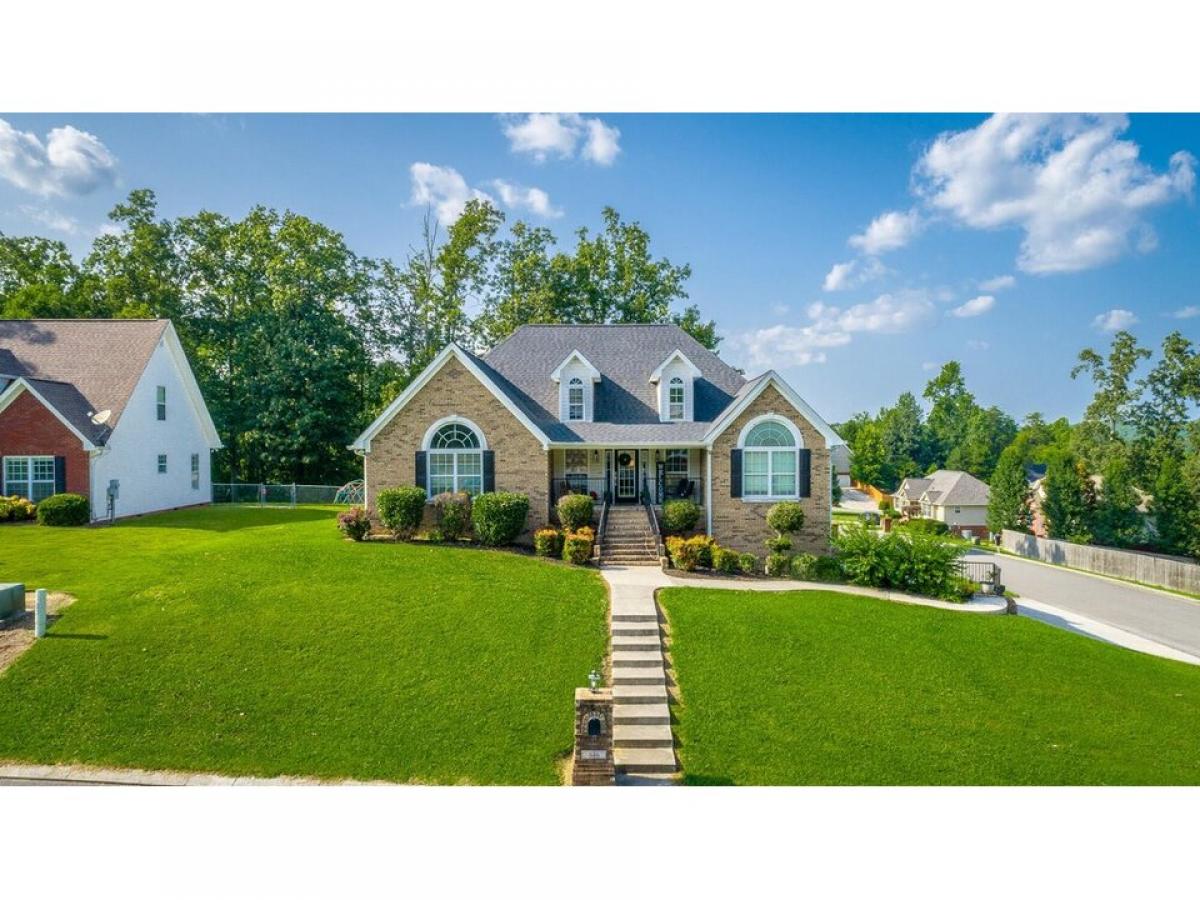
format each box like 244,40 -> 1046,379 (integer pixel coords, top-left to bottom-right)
742,420 -> 797,499
4,455 -> 56,502
156,385 -> 167,421
191,453 -> 201,490
664,448 -> 689,478
568,377 -> 584,421
157,454 -> 168,474
668,377 -> 685,420
428,422 -> 484,496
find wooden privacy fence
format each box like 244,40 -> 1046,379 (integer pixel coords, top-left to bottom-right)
851,481 -> 889,504
1001,529 -> 1200,595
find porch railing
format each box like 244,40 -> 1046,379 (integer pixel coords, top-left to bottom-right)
955,558 -> 1003,593
550,475 -> 610,505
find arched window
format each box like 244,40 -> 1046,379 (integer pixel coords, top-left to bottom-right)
568,377 -> 585,421
742,419 -> 798,498
427,421 -> 483,495
668,377 -> 685,420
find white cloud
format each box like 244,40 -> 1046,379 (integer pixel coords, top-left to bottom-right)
409,162 -> 494,226
967,339 -> 990,351
502,113 -> 621,165
949,294 -> 995,318
490,179 -> 563,218
978,274 -> 1015,291
848,209 -> 922,255
822,261 -> 857,291
19,205 -> 79,235
921,361 -> 940,371
0,119 -> 118,197
1092,308 -> 1139,332
915,114 -> 1196,273
822,257 -> 885,292
729,292 -> 933,369
1170,305 -> 1200,319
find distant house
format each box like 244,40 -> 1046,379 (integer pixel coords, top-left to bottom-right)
831,443 -> 852,487
893,469 -> 991,538
0,319 -> 222,521
1027,469 -> 1152,539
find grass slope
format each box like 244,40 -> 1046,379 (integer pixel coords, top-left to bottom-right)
660,587 -> 1200,785
0,507 -> 607,785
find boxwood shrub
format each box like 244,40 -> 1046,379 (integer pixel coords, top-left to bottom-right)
562,529 -> 594,565
35,493 -> 89,526
377,486 -> 426,539
433,491 -> 472,541
737,552 -> 758,575
712,545 -> 741,575
556,493 -> 594,531
471,491 -> 530,546
661,498 -> 700,534
765,552 -> 791,577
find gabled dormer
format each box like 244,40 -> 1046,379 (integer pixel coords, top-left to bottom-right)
649,349 -> 702,422
550,350 -> 601,423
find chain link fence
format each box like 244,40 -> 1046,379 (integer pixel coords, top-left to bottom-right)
212,481 -> 363,506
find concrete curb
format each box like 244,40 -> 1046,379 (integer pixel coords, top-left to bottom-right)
1014,597 -> 1200,666
0,762 -> 401,786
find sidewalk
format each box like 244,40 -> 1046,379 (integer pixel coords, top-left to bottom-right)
0,762 -> 395,786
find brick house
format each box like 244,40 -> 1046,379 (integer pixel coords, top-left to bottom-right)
0,319 -> 221,520
352,324 -> 844,555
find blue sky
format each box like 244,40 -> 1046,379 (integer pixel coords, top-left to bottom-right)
1,112 -> 1197,424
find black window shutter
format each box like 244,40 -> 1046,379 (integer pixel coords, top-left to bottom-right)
414,451 -> 427,490
54,456 -> 67,494
797,448 -> 812,498
482,450 -> 495,493
730,448 -> 742,498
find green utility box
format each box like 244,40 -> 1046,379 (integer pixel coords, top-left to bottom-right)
0,583 -> 25,619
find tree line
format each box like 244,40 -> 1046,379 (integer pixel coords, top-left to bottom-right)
0,190 -> 717,484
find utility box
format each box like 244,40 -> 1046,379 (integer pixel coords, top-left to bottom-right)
0,583 -> 26,620
572,687 -> 615,786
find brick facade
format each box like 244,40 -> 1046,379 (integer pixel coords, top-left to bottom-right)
0,390 -> 90,497
709,384 -> 832,555
364,356 -> 551,539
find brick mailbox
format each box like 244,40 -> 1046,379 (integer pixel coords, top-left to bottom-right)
572,686 -> 615,786
0,583 -> 25,620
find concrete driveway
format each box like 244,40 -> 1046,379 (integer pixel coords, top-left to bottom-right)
967,548 -> 1200,659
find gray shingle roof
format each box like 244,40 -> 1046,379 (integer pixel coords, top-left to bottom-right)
920,470 -> 990,507
0,319 -> 168,445
479,324 -> 745,443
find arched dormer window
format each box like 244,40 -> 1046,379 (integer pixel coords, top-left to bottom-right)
568,377 -> 585,421
425,419 -> 484,495
668,377 -> 685,420
738,417 -> 802,499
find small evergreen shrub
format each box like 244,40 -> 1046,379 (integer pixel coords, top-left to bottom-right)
790,553 -> 820,580
765,535 -> 792,554
433,491 -> 472,541
377,486 -> 426,539
562,529 -> 594,565
556,493 -> 595,531
694,536 -> 715,569
767,500 -> 806,538
337,506 -> 372,541
712,545 -> 741,575
765,552 -> 791,577
533,528 -> 564,558
737,552 -> 758,575
423,528 -> 445,543
35,493 -> 90,526
897,517 -> 949,536
471,492 -> 530,546
661,498 -> 701,534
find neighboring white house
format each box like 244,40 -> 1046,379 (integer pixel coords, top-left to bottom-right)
893,469 -> 990,537
0,319 -> 222,521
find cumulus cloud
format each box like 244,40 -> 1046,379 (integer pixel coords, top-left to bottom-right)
1170,305 -> 1199,319
729,292 -> 933,369
822,257 -> 885,292
949,294 -> 995,318
409,162 -> 494,226
1092,308 -> 1139,332
0,119 -> 118,197
502,113 -> 621,165
490,179 -> 563,218
978,274 -> 1015,291
848,209 -> 922,255
19,205 -> 79,235
915,114 -> 1196,273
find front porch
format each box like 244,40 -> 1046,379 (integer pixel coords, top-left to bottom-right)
549,446 -> 707,509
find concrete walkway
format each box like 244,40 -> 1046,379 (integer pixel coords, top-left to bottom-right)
0,762 -> 395,786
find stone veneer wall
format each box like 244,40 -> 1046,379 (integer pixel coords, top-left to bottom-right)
363,355 -> 551,539
708,384 -> 832,555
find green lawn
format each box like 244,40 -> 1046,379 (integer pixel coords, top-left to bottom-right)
660,587 -> 1200,785
0,507 -> 607,785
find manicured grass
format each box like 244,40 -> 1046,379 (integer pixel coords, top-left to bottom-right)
0,507 -> 607,784
660,587 -> 1200,785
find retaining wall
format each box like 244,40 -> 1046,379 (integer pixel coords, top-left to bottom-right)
1001,529 -> 1200,595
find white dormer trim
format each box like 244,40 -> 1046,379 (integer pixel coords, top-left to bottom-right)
648,349 -> 701,383
550,350 -> 601,384
650,349 -> 701,422
552,349 -> 601,423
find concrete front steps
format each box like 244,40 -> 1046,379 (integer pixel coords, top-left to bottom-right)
609,589 -> 678,780
602,506 -> 660,566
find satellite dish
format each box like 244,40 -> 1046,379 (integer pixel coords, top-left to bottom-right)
90,409 -> 111,425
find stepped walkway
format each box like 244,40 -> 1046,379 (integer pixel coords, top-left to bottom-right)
600,505 -> 660,566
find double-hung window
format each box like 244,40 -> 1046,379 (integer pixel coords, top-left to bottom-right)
428,422 -> 484,496
741,421 -> 797,499
157,454 -> 168,474
668,377 -> 685,420
156,386 -> 167,421
4,456 -> 55,502
665,449 -> 689,478
567,377 -> 585,421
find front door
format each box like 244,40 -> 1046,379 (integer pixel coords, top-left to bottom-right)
615,450 -> 639,503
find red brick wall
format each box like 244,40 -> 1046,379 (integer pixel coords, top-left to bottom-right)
0,390 -> 90,497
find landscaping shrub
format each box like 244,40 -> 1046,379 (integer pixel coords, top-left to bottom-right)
35,493 -> 89,526
533,528 -> 564,558
896,517 -> 949,536
471,492 -> 530,546
694,536 -> 715,569
377,486 -> 426,539
667,535 -> 714,571
0,496 -> 36,522
712,545 -> 741,575
765,536 -> 792,554
556,493 -> 595,531
833,525 -> 964,600
767,501 -> 806,538
433,491 -> 472,541
790,553 -> 820,580
765,552 -> 791,577
562,529 -> 594,565
737,552 -> 758,575
423,528 -> 445,543
878,497 -> 894,513
790,553 -> 843,582
337,506 -> 372,541
661,498 -> 701,534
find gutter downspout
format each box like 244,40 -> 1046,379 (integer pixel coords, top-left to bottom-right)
705,444 -> 713,536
